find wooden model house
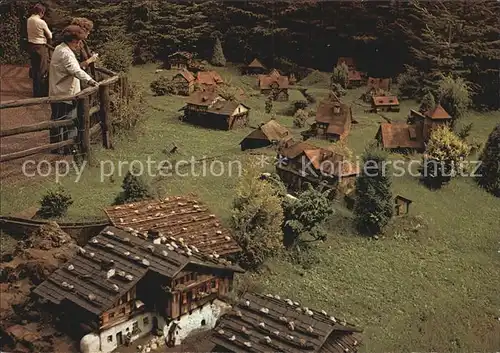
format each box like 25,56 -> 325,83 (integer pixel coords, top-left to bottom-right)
311,97 -> 352,141
394,195 -> 412,216
33,226 -> 243,353
168,52 -> 193,70
196,71 -> 224,87
211,292 -> 362,353
371,95 -> 400,112
258,74 -> 289,101
348,70 -> 363,88
172,70 -> 195,96
181,91 -> 250,130
375,122 -> 425,153
240,120 -> 291,151
105,196 -> 241,256
245,58 -> 266,75
367,77 -> 391,91
276,141 -> 359,193
408,104 -> 452,141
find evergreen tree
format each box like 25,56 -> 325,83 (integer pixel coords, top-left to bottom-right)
476,124 -> 500,197
210,35 -> 226,67
419,92 -> 436,113
354,148 -> 393,235
421,126 -> 470,189
437,75 -> 472,126
265,97 -> 273,114
114,168 -> 152,205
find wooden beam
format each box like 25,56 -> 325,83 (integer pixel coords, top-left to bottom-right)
77,97 -> 91,160
99,84 -> 112,149
0,138 -> 76,162
0,118 -> 76,137
95,66 -> 118,77
0,76 -> 119,110
89,123 -> 101,137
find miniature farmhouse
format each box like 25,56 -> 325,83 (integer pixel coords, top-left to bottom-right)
1,2 -> 499,353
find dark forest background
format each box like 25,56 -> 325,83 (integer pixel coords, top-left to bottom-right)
1,0 -> 499,109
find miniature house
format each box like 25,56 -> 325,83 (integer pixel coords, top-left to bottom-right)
371,95 -> 400,112
168,52 -> 193,70
245,58 -> 266,75
240,120 -> 291,151
172,70 -> 195,96
394,195 -> 412,216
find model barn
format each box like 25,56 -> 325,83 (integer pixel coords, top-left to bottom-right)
33,226 -> 243,353
375,122 -> 425,153
172,70 -> 195,96
168,52 -> 193,70
408,104 -> 452,141
104,196 -> 241,256
181,91 -> 250,130
196,71 -> 224,87
371,95 -> 400,112
240,120 -> 291,151
211,292 -> 362,353
258,73 -> 289,101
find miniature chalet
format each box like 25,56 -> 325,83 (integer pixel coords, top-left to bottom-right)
104,196 -> 241,256
33,226 -> 243,353
348,70 -> 363,88
376,104 -> 452,153
277,140 -> 359,194
168,51 -> 193,70
240,120 -> 291,151
172,70 -> 196,96
376,122 -> 425,152
245,58 -> 266,75
196,71 -> 224,87
394,195 -> 412,216
258,71 -> 289,101
367,77 -> 391,91
371,95 -> 400,112
308,96 -> 352,141
180,91 -> 250,130
211,292 -> 362,353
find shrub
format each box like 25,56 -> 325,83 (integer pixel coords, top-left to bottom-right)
397,65 -> 423,98
457,122 -> 473,140
437,75 -> 472,125
231,162 -> 284,270
150,76 -> 176,96
419,92 -> 436,113
354,148 -> 393,235
217,84 -> 243,101
114,168 -> 152,205
421,125 -> 470,189
38,185 -> 73,219
283,184 -> 333,248
476,124 -> 500,197
331,62 -> 349,89
331,83 -> 347,97
110,79 -> 147,133
210,36 -> 226,67
293,109 -> 308,128
265,97 -> 273,114
100,40 -> 133,73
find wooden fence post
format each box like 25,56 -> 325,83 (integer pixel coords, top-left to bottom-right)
99,84 -> 112,149
77,97 -> 91,160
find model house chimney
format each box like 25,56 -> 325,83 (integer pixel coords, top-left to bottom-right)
148,229 -> 162,244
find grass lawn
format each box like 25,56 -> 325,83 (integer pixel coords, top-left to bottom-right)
1,63 -> 499,352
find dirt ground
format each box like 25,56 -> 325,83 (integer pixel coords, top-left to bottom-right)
0,64 -> 71,182
0,222 -> 79,353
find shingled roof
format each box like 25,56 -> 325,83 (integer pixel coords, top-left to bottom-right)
278,141 -> 317,159
207,100 -> 249,117
348,70 -> 362,81
169,51 -> 193,59
186,90 -> 221,107
424,104 -> 451,120
104,196 -> 241,256
175,70 -> 195,83
316,100 -> 351,137
372,95 -> 399,107
211,292 -> 362,353
259,75 -> 289,90
33,226 -> 242,316
197,71 -> 224,85
377,122 -> 425,150
367,77 -> 391,91
248,58 -> 265,69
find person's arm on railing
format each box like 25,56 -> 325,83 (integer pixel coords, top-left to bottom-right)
62,50 -> 98,86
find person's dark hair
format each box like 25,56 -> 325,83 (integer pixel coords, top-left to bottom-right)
31,3 -> 46,16
62,25 -> 86,43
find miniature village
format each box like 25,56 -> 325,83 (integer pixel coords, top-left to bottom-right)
0,1 -> 499,353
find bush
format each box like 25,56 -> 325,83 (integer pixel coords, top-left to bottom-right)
265,97 -> 273,114
421,125 -> 470,189
437,75 -> 472,125
419,92 -> 436,113
231,162 -> 284,270
114,168 -> 152,205
100,40 -> 133,73
476,124 -> 500,197
150,76 -> 176,96
331,83 -> 346,97
110,79 -> 147,133
331,63 -> 349,89
38,185 -> 73,219
293,109 -> 308,128
397,65 -> 423,98
354,148 -> 393,235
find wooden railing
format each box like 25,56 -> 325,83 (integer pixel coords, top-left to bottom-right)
0,66 -> 124,163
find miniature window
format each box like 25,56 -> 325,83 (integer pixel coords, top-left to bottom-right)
107,335 -> 113,342
133,322 -> 139,331
143,317 -> 149,326
201,319 -> 206,326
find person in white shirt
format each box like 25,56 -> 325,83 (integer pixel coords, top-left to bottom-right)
26,3 -> 52,97
49,25 -> 98,154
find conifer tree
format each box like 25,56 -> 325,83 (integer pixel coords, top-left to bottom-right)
476,124 -> 500,197
331,62 -> 349,89
211,36 -> 226,67
419,92 -> 436,113
354,148 -> 393,235
114,168 -> 152,205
